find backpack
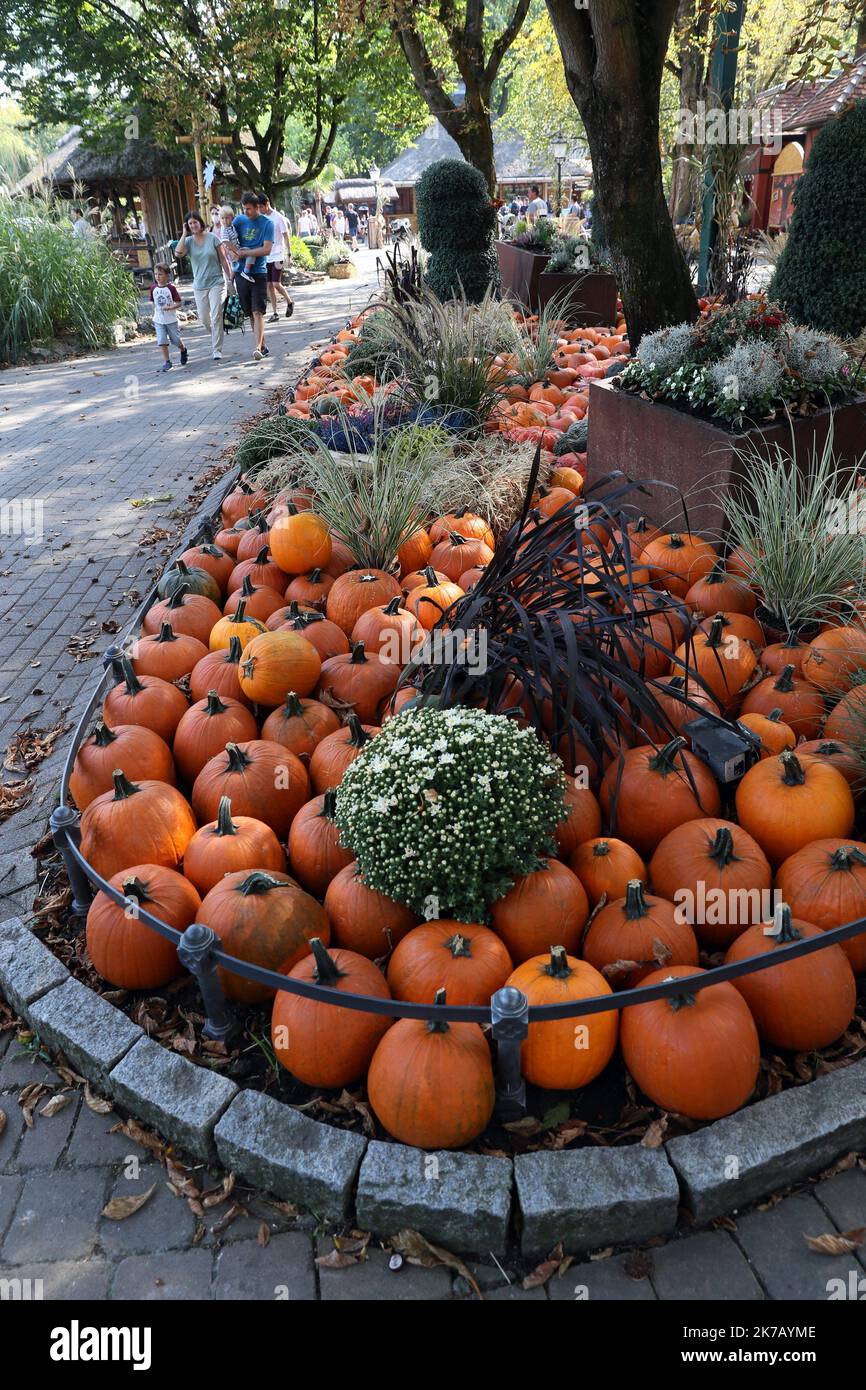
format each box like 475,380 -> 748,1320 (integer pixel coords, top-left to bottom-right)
223,292 -> 244,332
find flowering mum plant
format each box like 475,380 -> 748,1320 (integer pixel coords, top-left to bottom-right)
617,295 -> 863,427
334,706 -> 567,923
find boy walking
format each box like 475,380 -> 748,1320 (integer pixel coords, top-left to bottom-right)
258,193 -> 294,321
232,192 -> 274,361
150,264 -> 188,373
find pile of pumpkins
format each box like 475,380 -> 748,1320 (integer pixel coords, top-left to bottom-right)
68,478 -> 866,1152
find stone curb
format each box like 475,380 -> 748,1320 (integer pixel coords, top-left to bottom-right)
356,1141 -> 513,1256
214,1088 -> 365,1223
666,1058 -> 866,1223
0,917 -> 70,1015
108,1037 -> 237,1163
28,976 -> 142,1089
514,1145 -> 680,1259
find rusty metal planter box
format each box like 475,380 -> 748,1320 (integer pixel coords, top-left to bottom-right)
496,241 -> 550,311
537,270 -> 618,328
586,379 -> 866,536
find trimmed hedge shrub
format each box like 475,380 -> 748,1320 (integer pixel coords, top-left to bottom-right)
770,100 -> 866,338
416,158 -> 498,302
290,235 -> 314,270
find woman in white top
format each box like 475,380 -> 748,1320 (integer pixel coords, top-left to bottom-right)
176,210 -> 234,359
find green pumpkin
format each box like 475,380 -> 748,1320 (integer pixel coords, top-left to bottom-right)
157,559 -> 221,604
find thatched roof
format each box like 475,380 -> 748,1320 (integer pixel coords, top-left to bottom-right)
18,128 -> 195,191
382,118 -> 592,186
333,177 -> 398,204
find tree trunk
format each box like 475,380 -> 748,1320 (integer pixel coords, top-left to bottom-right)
546,0 -> 698,347
669,1 -> 714,224
448,99 -> 498,195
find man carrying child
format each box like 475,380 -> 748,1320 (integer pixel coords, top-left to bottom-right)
231,192 -> 274,362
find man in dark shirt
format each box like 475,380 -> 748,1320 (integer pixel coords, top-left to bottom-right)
345,203 -> 359,250
232,191 -> 274,361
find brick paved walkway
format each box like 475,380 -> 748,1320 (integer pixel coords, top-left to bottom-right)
1,253 -> 865,1301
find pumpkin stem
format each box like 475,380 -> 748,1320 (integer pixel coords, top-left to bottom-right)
309,936 -> 344,985
239,574 -> 256,598
226,636 -> 243,663
237,871 -> 285,896
167,583 -> 190,610
119,657 -> 144,695
319,788 -> 339,820
707,826 -> 737,869
768,902 -> 800,944
445,933 -> 472,957
285,501 -> 298,516
623,880 -> 649,919
232,599 -> 249,624
254,545 -> 270,564
426,986 -> 450,1033
215,796 -> 237,836
767,708 -> 783,723
120,875 -> 150,903
111,769 -> 140,800
174,559 -> 191,576
779,750 -> 806,786
704,615 -> 725,649
308,568 -> 322,583
592,840 -> 611,858
346,714 -> 370,748
704,563 -> 727,584
350,642 -> 367,664
543,944 -> 573,979
830,845 -> 866,870
774,664 -> 796,693
204,690 -> 230,716
447,531 -> 467,546
283,692 -> 305,718
154,621 -> 179,645
667,534 -> 686,550
383,596 -> 402,615
422,566 -> 439,584
669,989 -> 697,1012
358,573 -> 378,584
224,742 -> 252,773
92,720 -> 117,748
200,520 -> 215,544
648,736 -> 686,774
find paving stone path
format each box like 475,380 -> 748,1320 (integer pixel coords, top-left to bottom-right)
1,254 -> 865,1300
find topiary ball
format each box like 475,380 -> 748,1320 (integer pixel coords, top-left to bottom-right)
416,158 -> 497,303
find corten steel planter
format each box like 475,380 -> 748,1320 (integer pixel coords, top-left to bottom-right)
496,241 -> 550,311
537,270 -> 618,328
586,380 -> 866,537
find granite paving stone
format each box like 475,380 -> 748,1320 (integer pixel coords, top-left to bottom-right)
213,1232 -> 316,1300
734,1192 -> 864,1301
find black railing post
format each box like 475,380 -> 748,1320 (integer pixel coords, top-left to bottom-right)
491,985 -> 529,1120
49,805 -> 93,920
178,923 -> 241,1044
102,644 -> 125,681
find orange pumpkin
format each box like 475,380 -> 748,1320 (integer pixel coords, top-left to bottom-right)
429,511 -> 495,550
735,750 -> 854,867
351,596 -> 423,665
129,623 -> 208,683
601,737 -> 721,856
506,946 -> 618,1090
191,739 -> 310,839
268,603 -> 350,661
673,614 -> 757,710
583,879 -> 698,989
326,569 -> 403,635
802,625 -> 866,696
823,684 -> 866,743
491,858 -> 589,964
260,692 -> 341,763
309,715 -> 378,793
143,587 -> 222,646
80,772 -> 197,880
568,837 -> 645,908
198,869 -> 329,1002
239,629 -> 322,705
739,663 -> 824,737
387,921 -> 512,1006
684,564 -> 757,616
102,659 -> 189,746
641,532 -> 717,598
287,789 -> 354,896
70,721 -> 175,811
325,863 -> 417,958
429,531 -> 495,582
86,864 -> 198,988
222,575 -> 286,624
269,511 -> 333,576
189,636 -> 252,708
736,708 -> 796,759
284,568 -> 334,611
317,642 -> 400,723
208,599 -> 267,653
554,781 -> 603,856
183,796 -> 286,897
648,818 -> 772,949
272,939 -> 392,1087
397,527 -> 433,576
405,567 -> 464,631
776,838 -> 866,973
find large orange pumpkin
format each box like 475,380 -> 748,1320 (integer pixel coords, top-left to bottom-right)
85,865 -> 198,988
351,597 -> 423,665
129,623 -> 208,683
802,625 -> 866,696
197,869 -> 329,1002
80,772 -> 197,880
317,642 -> 400,723
491,858 -> 589,964
239,629 -> 322,706
261,692 -> 341,763
326,569 -> 402,635
183,796 -> 286,897
172,690 -> 258,784
776,838 -> 866,973
684,564 -> 756,617
673,614 -> 757,710
309,715 -> 378,793
506,946 -> 618,1090
287,789 -> 355,897
191,739 -> 309,839
324,864 -> 417,958
387,921 -> 512,1006
367,988 -> 494,1149
649,818 -> 772,949
739,664 -> 824,737
143,587 -> 222,646
189,636 -> 252,708
272,939 -> 392,1087
601,737 -> 721,856
620,966 -> 760,1119
429,531 -> 495,583
70,721 -> 175,811
102,659 -> 189,746
269,511 -> 333,576
568,837 -> 645,908
725,904 -> 856,1049
735,750 -> 854,867
641,532 -> 717,598
582,879 -> 698,989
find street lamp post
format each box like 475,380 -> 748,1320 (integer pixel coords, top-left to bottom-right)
551,133 -> 569,217
368,162 -> 383,249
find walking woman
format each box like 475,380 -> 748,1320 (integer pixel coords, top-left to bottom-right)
176,210 -> 233,360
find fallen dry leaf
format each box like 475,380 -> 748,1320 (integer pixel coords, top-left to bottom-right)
84,1083 -> 113,1115
39,1093 -> 72,1118
316,1247 -> 364,1270
805,1229 -> 865,1256
641,1116 -> 669,1149
589,1246 -> 614,1262
18,1082 -> 50,1127
102,1185 -> 156,1220
209,1202 -> 247,1236
390,1229 -> 481,1299
257,1223 -> 271,1247
0,1108 -> 6,1138
524,1242 -> 563,1290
